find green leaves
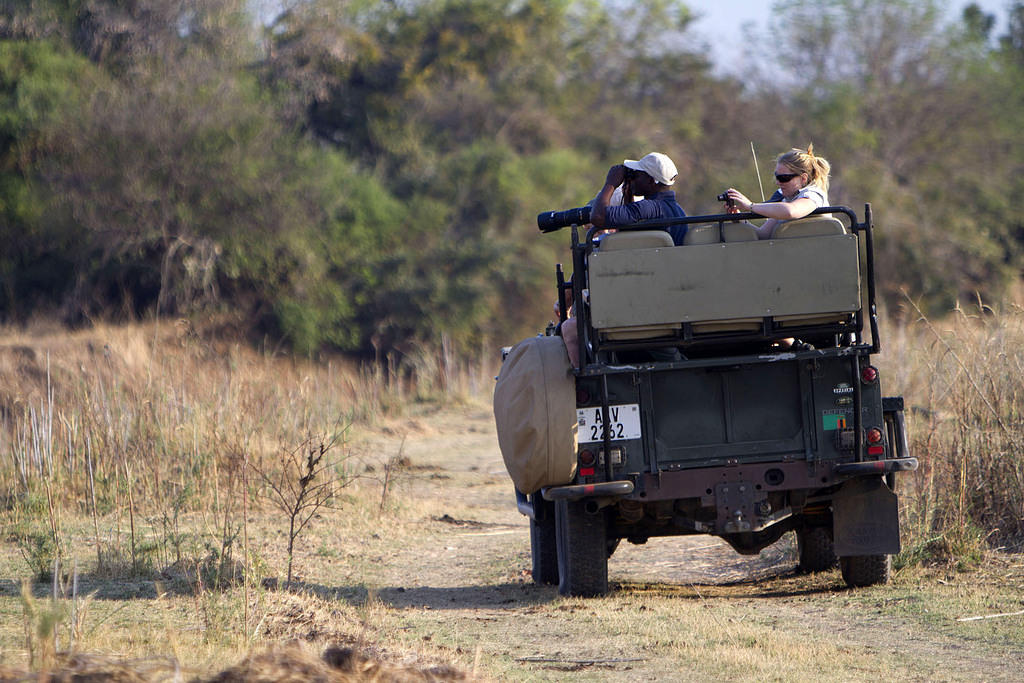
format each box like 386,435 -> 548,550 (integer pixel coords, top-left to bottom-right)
0,40 -> 102,317
3,0 -> 1024,359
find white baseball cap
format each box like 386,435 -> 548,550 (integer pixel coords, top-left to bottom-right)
624,152 -> 678,185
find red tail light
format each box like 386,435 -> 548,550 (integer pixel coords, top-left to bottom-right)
579,449 -> 596,466
866,427 -> 883,444
861,366 -> 878,384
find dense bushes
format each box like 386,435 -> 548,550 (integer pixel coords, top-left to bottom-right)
1,0 -> 1023,364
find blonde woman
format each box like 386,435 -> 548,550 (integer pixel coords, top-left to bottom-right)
723,145 -> 831,239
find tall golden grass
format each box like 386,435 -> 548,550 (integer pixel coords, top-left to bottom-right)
1,305 -> 1020,574
881,298 -> 1024,562
0,320 -> 489,678
0,320 -> 492,579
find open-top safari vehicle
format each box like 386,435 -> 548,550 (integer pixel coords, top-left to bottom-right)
493,204 -> 918,597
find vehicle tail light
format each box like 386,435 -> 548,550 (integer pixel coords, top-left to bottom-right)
576,388 -> 592,405
579,449 -> 596,466
861,365 -> 878,384
866,427 -> 883,444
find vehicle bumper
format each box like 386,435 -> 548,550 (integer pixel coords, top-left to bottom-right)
834,457 -> 918,476
541,480 -> 635,501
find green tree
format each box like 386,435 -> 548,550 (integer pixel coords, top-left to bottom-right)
7,0 -> 1020,360
259,0 -> 720,354
0,40 -> 103,319
761,0 -> 1021,312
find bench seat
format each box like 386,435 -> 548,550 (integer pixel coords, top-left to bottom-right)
588,233 -> 860,342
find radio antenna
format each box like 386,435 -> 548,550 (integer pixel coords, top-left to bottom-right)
750,141 -> 766,201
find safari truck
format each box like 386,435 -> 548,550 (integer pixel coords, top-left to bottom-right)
493,204 -> 918,597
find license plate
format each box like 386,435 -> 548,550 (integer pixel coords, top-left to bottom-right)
577,403 -> 642,443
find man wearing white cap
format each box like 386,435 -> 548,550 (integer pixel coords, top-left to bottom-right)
559,152 -> 687,367
590,152 -> 688,245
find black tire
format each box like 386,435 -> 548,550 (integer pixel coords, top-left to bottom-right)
797,526 -> 837,573
555,499 -> 609,597
530,498 -> 559,585
839,554 -> 891,587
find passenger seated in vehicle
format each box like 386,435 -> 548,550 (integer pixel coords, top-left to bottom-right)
590,152 -> 688,243
722,144 -> 831,239
560,152 -> 688,368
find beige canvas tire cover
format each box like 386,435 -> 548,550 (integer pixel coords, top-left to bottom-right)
493,335 -> 577,494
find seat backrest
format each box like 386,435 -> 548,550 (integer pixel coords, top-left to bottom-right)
773,215 -> 846,239
588,234 -> 860,332
592,230 -> 678,341
682,223 -> 720,245
599,230 -> 674,251
722,222 -> 758,242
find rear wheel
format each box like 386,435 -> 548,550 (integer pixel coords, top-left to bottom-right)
797,526 -> 837,573
555,499 -> 609,597
840,554 -> 891,587
530,497 -> 558,585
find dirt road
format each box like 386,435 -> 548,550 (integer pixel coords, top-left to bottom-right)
337,402 -> 1024,681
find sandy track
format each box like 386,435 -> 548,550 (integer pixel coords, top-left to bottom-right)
341,403 -> 1024,681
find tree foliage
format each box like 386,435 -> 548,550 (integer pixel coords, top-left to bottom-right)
1,0 -> 1023,361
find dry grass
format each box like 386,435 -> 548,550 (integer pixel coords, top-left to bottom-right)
0,642 -> 471,682
0,320 -> 492,678
0,319 -> 490,558
879,297 -> 1024,563
1,312 -> 1023,680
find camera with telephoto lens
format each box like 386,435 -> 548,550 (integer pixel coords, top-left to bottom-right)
717,192 -> 735,208
537,205 -> 593,232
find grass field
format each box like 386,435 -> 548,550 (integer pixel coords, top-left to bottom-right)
0,306 -> 1022,680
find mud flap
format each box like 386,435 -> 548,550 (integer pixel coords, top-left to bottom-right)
832,476 -> 900,556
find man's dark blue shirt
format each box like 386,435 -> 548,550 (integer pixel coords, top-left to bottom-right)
604,190 -> 688,245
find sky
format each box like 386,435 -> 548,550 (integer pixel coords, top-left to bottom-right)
692,0 -> 1013,74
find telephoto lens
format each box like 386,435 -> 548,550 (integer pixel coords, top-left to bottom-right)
537,205 -> 592,232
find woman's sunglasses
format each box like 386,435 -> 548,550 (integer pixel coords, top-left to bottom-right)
775,173 -> 800,183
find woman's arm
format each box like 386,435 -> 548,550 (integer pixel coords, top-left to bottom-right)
725,189 -> 819,239
746,197 -> 817,220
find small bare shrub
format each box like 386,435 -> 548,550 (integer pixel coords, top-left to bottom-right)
14,527 -> 65,583
252,429 -> 353,584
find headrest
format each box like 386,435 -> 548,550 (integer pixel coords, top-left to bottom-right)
682,223 -> 720,245
721,223 -> 758,242
773,216 -> 846,238
599,230 -> 674,251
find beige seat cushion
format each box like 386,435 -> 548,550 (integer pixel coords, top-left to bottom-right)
768,216 -> 851,327
599,323 -> 682,341
722,222 -> 758,242
589,234 -> 860,330
600,230 -> 674,251
773,216 -> 846,239
683,223 -> 720,245
691,318 -> 762,333
775,312 -> 852,327
596,230 -> 680,341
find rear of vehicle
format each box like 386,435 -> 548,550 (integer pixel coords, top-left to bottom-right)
505,206 -> 916,597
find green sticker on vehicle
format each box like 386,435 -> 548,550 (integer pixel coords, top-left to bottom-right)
822,410 -> 851,431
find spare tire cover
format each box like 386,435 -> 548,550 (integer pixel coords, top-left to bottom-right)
493,335 -> 577,494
